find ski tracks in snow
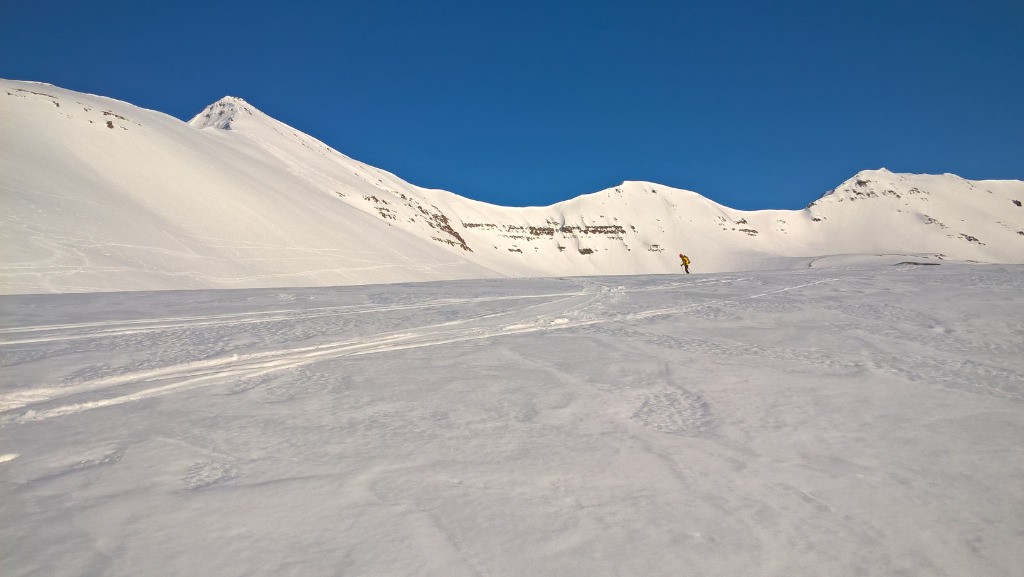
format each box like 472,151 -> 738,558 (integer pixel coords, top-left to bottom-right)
0,272 -> 880,423
0,287 -> 599,420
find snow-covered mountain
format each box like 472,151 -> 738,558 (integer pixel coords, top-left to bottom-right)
2,79 -> 1022,294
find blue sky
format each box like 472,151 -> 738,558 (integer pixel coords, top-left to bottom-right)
2,0 -> 1021,209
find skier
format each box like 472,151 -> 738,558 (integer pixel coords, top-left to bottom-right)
679,253 -> 691,274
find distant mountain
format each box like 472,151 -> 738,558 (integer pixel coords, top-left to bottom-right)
2,79 -> 1022,294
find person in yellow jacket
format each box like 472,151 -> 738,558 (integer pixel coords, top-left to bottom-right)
679,253 -> 691,274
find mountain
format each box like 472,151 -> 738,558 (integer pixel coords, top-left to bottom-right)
2,79 -> 1022,294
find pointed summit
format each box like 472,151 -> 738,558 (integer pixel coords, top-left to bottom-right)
189,96 -> 259,130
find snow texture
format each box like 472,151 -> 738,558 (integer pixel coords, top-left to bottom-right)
2,263 -> 1023,576
2,79 -> 1023,295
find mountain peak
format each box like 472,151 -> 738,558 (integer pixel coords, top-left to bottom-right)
189,96 -> 259,130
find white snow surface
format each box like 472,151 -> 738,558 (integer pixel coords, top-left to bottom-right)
2,263 -> 1023,576
2,79 -> 1023,295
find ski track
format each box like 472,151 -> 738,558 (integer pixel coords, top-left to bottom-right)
0,291 -> 585,344
10,268 -> 1008,425
0,273 -> 812,422
1,287 -> 602,417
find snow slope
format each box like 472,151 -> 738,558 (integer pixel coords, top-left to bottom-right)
0,83 -> 500,294
1,264 -> 1022,576
2,79 -> 1023,294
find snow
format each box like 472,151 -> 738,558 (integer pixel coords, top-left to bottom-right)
0,81 -> 500,294
2,263 -> 1023,576
2,78 -> 1023,573
2,78 -> 1023,295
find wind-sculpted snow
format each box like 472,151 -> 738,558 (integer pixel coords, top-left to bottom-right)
2,264 -> 1022,576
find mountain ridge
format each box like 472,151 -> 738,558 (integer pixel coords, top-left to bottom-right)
1,79 -> 1022,294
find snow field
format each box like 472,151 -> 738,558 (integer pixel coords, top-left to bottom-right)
1,264 -> 1022,576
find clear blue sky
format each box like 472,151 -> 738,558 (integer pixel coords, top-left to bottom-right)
2,0 -> 1022,209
